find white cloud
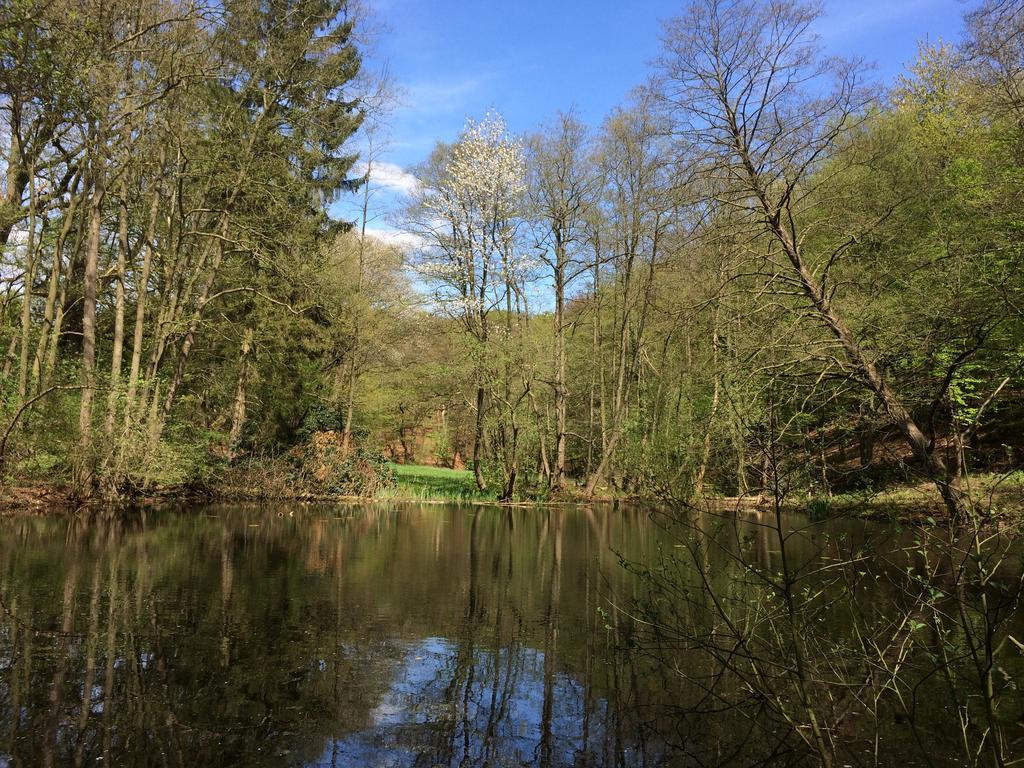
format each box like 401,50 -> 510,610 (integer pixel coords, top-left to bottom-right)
365,228 -> 424,250
403,74 -> 493,116
357,161 -> 421,196
814,0 -> 947,40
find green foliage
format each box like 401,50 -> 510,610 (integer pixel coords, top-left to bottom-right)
432,430 -> 453,468
13,452 -> 62,478
140,435 -> 222,490
321,448 -> 397,497
2,0 -> 1022,516
806,497 -> 832,522
297,403 -> 346,443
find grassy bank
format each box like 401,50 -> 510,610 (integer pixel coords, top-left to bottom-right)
4,464 -> 1020,519
795,471 -> 1024,522
378,465 -> 1024,518
379,463 -> 497,502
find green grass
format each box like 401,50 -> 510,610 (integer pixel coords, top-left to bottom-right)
382,463 -> 497,502
800,471 -> 1024,521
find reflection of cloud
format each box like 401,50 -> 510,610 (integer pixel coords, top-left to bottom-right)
318,636 -> 642,768
365,227 -> 424,250
357,161 -> 421,196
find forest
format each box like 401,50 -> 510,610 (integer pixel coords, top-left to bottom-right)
3,2 -> 1024,767
1,0 -> 1022,520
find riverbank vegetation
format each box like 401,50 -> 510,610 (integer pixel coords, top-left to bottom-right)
381,463 -> 496,503
1,0 -> 1022,520
1,2 -> 1023,764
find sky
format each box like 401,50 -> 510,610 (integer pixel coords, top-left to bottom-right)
333,0 -> 969,235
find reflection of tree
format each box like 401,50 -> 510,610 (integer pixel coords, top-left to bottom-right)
101,547 -> 120,763
539,511 -> 562,767
0,504 -> 664,767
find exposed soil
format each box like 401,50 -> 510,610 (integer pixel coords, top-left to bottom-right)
0,485 -> 78,516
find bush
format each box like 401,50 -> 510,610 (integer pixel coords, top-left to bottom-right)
13,452 -> 64,479
806,497 -> 832,521
326,447 -> 397,497
295,430 -> 396,497
296,403 -> 344,442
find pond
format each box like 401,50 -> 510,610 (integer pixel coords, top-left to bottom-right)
0,503 -> 1020,767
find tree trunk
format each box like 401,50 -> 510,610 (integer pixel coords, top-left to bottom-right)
42,277 -> 67,391
124,174 -> 161,430
583,426 -> 622,498
227,327 -> 253,459
694,339 -> 720,496
342,357 -> 357,447
551,247 -> 568,490
0,126 -> 30,250
16,170 -> 38,399
104,196 -> 129,435
1,335 -> 17,378
586,244 -> 601,477
472,384 -> 487,491
502,463 -> 517,501
583,239 -> 636,497
77,172 -> 105,485
149,224 -> 227,447
343,156 -> 371,447
767,213 -> 965,521
33,175 -> 82,390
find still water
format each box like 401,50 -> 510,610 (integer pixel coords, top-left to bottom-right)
0,503 -> 666,767
0,503 -> 1019,767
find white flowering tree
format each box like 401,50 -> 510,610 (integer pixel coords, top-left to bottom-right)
406,113 -> 530,491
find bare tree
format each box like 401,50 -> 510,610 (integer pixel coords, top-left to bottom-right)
528,112 -> 596,491
583,101 -> 673,497
653,0 -> 969,521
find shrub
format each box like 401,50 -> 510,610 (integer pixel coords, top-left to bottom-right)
295,430 -> 396,497
806,497 -> 832,521
296,403 -> 344,442
326,447 -> 397,497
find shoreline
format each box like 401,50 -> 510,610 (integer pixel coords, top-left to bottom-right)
4,480 -> 1019,525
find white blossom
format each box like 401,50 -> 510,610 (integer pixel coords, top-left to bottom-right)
406,111 -> 534,330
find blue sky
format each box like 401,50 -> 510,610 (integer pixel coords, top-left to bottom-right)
335,0 -> 968,232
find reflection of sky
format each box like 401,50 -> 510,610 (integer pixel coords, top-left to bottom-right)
313,636 -> 627,768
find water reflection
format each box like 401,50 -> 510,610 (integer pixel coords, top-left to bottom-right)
0,504 -> 661,767
322,637 -> 614,767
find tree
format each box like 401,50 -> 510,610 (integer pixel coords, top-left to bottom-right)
0,0 -> 375,496
407,113 -> 528,491
527,112 -> 595,491
582,101 -> 674,497
653,0 -> 979,521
